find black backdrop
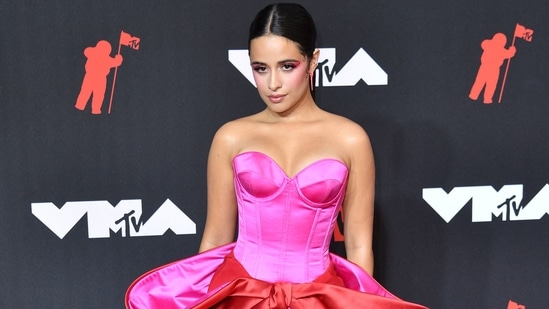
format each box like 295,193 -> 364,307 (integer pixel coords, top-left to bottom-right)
1,1 -> 548,308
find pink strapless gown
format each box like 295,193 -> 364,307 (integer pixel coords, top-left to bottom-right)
126,152 -> 428,308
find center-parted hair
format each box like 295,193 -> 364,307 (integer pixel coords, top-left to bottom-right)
249,3 -> 317,59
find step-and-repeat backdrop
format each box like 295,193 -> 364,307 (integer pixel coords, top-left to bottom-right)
1,1 -> 547,308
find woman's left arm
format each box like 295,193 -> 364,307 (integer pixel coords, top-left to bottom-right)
341,124 -> 375,275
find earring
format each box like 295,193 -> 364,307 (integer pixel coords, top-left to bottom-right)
309,73 -> 314,91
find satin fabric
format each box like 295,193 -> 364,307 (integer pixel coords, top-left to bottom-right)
231,151 -> 349,283
126,152 -> 428,308
126,244 -> 426,308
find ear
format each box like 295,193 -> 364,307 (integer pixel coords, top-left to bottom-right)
308,49 -> 320,73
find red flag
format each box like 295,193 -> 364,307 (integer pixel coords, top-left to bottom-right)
514,23 -> 533,42
120,31 -> 140,50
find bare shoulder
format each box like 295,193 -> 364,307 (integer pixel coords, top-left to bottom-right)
210,115 -> 259,156
324,113 -> 371,147
319,112 -> 373,167
215,115 -> 259,137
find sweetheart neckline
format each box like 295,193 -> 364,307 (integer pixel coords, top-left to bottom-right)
233,151 -> 348,179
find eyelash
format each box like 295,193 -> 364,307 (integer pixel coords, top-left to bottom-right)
252,62 -> 300,73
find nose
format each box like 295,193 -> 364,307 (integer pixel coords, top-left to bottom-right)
268,71 -> 282,91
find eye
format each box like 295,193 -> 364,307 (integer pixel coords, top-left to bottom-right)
281,62 -> 299,71
252,65 -> 268,73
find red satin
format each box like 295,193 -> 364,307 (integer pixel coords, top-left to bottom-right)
191,252 -> 427,309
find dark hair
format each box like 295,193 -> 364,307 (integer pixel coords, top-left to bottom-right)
248,3 -> 317,60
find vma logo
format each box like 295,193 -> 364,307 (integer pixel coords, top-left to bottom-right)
229,47 -> 387,87
31,199 -> 196,239
423,184 -> 549,223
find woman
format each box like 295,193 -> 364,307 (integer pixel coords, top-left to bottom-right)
126,3 -> 428,308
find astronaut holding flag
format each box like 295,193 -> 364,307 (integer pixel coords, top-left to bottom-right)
469,23 -> 533,104
74,30 -> 140,114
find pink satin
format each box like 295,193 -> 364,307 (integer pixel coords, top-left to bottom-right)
126,152 -> 428,308
232,151 -> 348,283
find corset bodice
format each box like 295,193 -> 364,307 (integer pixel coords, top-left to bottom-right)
232,151 -> 349,283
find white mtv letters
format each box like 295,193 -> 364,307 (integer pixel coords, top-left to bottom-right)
228,48 -> 388,87
31,199 -> 196,239
423,184 -> 549,223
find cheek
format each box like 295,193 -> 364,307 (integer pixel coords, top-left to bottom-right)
285,72 -> 308,89
252,72 -> 268,90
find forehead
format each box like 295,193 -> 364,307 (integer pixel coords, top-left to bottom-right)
249,35 -> 304,63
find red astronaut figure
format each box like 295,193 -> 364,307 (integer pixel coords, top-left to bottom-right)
469,33 -> 516,104
75,40 -> 123,114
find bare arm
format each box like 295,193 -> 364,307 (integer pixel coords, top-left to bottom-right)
342,125 -> 375,275
198,124 -> 239,252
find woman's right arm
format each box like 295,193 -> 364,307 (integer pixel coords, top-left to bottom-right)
198,123 -> 239,252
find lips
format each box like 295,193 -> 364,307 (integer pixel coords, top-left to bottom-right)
268,94 -> 286,103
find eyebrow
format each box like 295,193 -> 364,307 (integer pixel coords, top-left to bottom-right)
251,59 -> 302,66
